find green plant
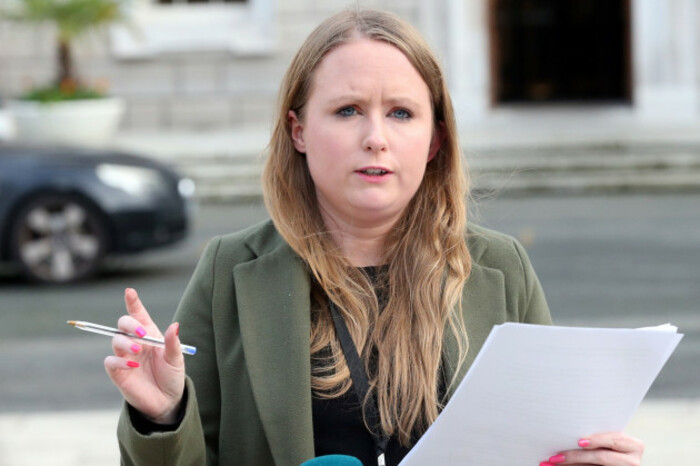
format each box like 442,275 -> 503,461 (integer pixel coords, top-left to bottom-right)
2,0 -> 127,101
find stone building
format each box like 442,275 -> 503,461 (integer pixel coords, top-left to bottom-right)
1,0 -> 698,135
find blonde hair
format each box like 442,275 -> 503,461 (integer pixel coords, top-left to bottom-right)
262,9 -> 471,445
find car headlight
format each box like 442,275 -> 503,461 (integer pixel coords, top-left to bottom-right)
96,164 -> 168,197
178,177 -> 196,198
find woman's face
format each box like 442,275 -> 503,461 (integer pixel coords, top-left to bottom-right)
289,38 -> 441,229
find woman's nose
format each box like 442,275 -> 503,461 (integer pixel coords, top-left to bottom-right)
362,116 -> 388,152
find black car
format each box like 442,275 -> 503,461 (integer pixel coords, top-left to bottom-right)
0,143 -> 196,283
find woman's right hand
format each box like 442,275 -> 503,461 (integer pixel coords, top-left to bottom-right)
104,288 -> 186,424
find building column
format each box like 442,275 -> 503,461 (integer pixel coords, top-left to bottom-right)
443,0 -> 490,128
633,0 -> 698,120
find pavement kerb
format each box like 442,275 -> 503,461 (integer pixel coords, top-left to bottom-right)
0,398 -> 698,465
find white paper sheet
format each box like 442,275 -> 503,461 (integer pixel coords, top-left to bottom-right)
399,323 -> 682,465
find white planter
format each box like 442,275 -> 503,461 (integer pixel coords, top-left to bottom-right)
7,97 -> 126,147
0,108 -> 14,140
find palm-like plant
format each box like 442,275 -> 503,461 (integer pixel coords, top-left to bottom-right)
3,0 -> 127,101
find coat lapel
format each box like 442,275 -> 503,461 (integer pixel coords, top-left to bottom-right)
234,243 -> 315,465
442,231 -> 508,398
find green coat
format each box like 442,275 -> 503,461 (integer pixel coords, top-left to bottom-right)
117,220 -> 552,465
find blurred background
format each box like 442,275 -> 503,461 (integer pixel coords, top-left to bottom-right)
1,0 -> 699,464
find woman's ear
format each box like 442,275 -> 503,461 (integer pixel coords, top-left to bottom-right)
428,121 -> 446,162
288,110 -> 306,154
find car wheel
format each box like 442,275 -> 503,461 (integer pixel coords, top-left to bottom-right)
9,194 -> 108,284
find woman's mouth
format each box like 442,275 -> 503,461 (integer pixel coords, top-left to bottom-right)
358,168 -> 389,175
355,167 -> 393,182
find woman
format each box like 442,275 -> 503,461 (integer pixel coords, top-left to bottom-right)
105,9 -> 644,466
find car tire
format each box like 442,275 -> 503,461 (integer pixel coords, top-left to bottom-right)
9,193 -> 109,284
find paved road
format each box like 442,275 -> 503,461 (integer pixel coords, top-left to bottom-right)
1,193 -> 698,413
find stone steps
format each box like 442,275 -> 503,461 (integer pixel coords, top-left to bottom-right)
160,144 -> 700,202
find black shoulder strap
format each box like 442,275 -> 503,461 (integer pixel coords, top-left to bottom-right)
329,300 -> 389,465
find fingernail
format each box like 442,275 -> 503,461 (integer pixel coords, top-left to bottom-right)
131,344 -> 141,353
578,438 -> 591,447
540,462 -> 554,466
126,360 -> 140,368
548,454 -> 566,463
175,322 -> 180,337
135,326 -> 146,337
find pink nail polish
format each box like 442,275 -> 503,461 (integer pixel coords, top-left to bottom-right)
578,438 -> 591,447
135,326 -> 146,337
540,462 -> 554,466
131,344 -> 141,353
175,322 -> 180,337
126,360 -> 140,368
548,454 -> 566,463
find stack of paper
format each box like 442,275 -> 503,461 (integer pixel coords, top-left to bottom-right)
400,323 -> 682,465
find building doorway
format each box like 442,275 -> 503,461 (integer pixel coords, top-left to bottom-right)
490,0 -> 632,104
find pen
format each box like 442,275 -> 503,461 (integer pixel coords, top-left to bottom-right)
67,320 -> 197,356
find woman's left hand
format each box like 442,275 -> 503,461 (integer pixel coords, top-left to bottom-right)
539,431 -> 644,465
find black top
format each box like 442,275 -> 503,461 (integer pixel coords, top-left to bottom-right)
312,388 -> 412,466
311,266 -> 443,466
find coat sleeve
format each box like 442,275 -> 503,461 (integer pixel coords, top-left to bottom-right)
117,237 -> 223,465
117,377 -> 206,465
512,239 -> 553,325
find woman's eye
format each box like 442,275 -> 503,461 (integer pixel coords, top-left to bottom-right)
337,106 -> 357,117
392,109 -> 412,119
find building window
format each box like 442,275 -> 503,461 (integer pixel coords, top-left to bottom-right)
490,0 -> 632,104
111,0 -> 273,58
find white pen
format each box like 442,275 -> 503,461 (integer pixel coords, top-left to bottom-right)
67,320 -> 197,356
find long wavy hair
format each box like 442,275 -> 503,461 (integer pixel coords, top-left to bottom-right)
262,9 -> 471,445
